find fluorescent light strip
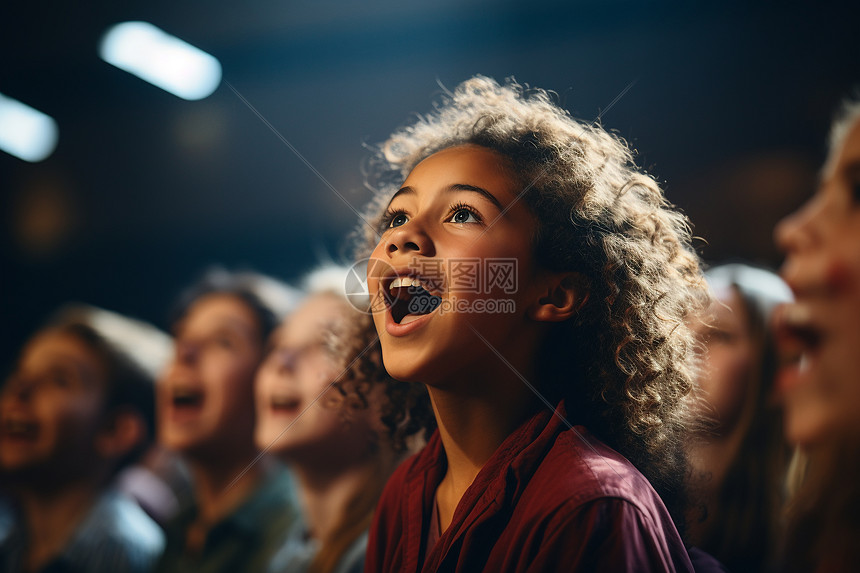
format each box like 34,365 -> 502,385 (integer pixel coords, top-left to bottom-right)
100,21 -> 222,101
0,93 -> 59,163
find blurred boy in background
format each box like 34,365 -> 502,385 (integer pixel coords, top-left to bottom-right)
0,304 -> 170,572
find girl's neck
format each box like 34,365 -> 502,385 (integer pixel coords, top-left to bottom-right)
690,389 -> 758,498
18,478 -> 102,572
291,449 -> 392,542
686,426 -> 747,546
187,452 -> 267,527
690,429 -> 745,492
428,373 -> 540,531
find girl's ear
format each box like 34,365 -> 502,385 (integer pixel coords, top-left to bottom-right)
528,272 -> 589,322
95,408 -> 146,461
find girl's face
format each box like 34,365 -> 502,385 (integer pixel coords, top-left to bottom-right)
367,145 -> 545,386
158,294 -> 264,459
255,294 -> 375,460
0,331 -> 107,481
775,116 -> 860,445
693,285 -> 756,434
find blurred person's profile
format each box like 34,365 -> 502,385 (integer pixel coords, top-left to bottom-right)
774,95 -> 860,572
687,264 -> 792,572
257,264 -> 426,573
154,269 -> 300,573
0,304 -> 170,572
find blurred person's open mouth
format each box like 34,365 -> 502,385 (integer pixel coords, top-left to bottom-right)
269,394 -> 300,416
169,385 -> 205,422
1,416 -> 39,444
773,302 -> 823,393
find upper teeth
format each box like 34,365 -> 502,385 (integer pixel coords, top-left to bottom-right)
174,390 -> 200,398
389,277 -> 431,292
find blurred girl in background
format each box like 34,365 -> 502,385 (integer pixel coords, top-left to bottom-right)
687,263 -> 792,572
155,270 -> 300,573
0,304 -> 170,572
256,264 -> 424,573
774,96 -> 860,572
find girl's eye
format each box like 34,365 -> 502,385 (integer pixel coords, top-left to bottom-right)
389,212 -> 408,228
708,329 -> 737,344
449,207 -> 479,224
213,336 -> 235,350
47,369 -> 73,389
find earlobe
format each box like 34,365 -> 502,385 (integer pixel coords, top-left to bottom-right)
96,409 -> 146,460
528,273 -> 589,322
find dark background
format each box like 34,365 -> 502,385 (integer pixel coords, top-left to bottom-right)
1,0 -> 858,368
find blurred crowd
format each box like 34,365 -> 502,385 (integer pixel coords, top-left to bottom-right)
1,78 -> 859,573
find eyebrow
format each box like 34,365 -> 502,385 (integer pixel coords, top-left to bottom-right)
386,183 -> 504,211
215,318 -> 258,340
174,317 -> 257,340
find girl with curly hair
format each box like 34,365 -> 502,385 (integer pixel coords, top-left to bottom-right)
357,76 -> 709,572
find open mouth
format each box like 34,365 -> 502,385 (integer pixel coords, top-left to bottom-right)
2,418 -> 38,441
775,304 -> 823,357
386,276 -> 443,324
785,324 -> 822,352
270,395 -> 300,414
172,387 -> 204,410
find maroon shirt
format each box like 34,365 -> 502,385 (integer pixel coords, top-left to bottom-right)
365,402 -> 695,572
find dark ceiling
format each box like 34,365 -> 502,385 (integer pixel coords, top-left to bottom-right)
1,0 -> 858,366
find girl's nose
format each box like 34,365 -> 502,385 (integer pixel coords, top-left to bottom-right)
385,223 -> 435,258
774,194 -> 822,255
274,347 -> 299,373
175,340 -> 200,366
8,377 -> 36,401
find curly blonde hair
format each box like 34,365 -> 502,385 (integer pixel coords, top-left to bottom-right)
355,76 -> 709,521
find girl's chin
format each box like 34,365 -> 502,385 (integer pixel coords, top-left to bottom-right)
785,422 -> 830,448
783,398 -> 842,448
380,352 -> 440,385
381,363 -> 424,385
